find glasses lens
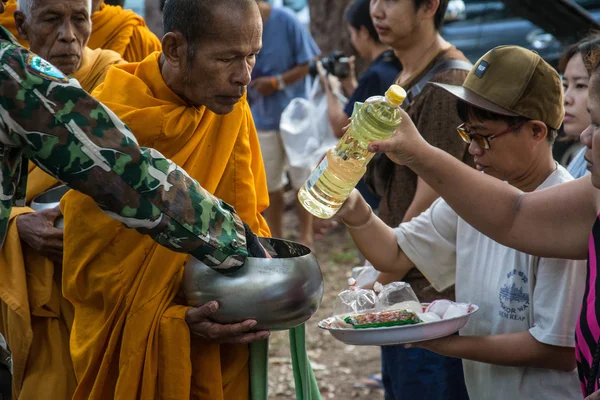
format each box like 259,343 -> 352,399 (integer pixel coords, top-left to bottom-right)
457,128 -> 471,144
474,136 -> 489,149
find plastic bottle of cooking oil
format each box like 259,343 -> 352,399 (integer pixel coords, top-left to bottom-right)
298,84 -> 406,219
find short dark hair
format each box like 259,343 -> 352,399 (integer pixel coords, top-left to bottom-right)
345,0 -> 380,43
413,0 -> 449,31
559,31 -> 600,74
104,0 -> 125,5
456,100 -> 557,144
162,0 -> 256,63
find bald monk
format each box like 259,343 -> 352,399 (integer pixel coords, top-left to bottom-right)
60,0 -> 271,399
89,0 -> 161,62
0,0 -> 123,398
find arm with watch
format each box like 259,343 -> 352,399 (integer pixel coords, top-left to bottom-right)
249,62 -> 311,97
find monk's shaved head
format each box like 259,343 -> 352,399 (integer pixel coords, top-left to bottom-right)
18,0 -> 92,21
163,0 -> 257,57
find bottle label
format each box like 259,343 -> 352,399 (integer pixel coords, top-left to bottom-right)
306,157 -> 328,190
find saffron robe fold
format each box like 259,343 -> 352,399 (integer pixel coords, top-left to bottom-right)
89,2 -> 161,62
0,208 -> 76,400
60,51 -> 270,400
0,0 -> 27,47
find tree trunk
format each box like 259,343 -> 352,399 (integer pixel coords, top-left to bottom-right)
308,0 -> 353,58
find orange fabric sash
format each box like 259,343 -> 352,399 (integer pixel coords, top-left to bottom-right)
89,2 -> 161,62
0,208 -> 76,399
0,0 -> 28,47
61,51 -> 270,400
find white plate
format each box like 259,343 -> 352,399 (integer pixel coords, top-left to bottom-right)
318,304 -> 479,346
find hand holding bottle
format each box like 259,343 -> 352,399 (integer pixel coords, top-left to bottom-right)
367,107 -> 430,167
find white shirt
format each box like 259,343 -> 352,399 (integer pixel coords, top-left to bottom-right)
394,165 -> 585,400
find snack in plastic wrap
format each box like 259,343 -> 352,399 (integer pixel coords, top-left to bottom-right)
333,278 -> 377,317
376,281 -> 420,311
425,299 -> 453,317
426,300 -> 472,319
417,312 -> 442,323
344,309 -> 421,329
442,303 -> 471,319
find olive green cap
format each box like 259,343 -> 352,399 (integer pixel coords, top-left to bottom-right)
432,45 -> 564,130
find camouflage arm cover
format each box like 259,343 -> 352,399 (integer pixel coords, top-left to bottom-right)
0,39 -> 249,271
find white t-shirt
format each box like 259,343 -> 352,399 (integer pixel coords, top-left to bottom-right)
394,165 -> 585,400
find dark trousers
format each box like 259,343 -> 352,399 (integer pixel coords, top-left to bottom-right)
0,363 -> 10,400
381,344 -> 470,400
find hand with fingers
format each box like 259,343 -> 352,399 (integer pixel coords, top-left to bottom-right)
17,206 -> 64,264
185,301 -> 270,344
367,107 -> 429,166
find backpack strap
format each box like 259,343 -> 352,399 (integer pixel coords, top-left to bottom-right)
403,59 -> 473,108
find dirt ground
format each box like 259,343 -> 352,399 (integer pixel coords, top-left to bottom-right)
267,195 -> 384,399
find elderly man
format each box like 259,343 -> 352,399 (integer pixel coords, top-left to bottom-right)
89,0 -> 161,62
0,0 -> 160,62
14,0 -> 124,201
60,0 -> 272,399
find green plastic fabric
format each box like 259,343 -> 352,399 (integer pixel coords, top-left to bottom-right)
249,324 -> 321,400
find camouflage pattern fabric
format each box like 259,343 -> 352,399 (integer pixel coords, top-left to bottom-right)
0,26 -> 249,271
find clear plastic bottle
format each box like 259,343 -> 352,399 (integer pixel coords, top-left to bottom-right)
298,84 -> 406,219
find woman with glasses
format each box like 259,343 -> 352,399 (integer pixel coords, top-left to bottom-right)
330,46 -> 585,399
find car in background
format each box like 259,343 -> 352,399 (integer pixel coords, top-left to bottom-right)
442,0 -> 600,66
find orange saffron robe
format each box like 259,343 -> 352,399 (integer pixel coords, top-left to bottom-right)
60,51 -> 270,400
89,2 -> 162,62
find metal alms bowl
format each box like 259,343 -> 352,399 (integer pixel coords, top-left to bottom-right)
182,237 -> 324,331
29,185 -> 69,228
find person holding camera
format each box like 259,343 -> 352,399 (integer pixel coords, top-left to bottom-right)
249,0 -> 320,247
320,0 -> 402,211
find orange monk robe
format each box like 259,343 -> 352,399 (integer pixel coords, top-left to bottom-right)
60,51 -> 271,400
0,0 -> 28,47
89,2 -> 161,62
0,46 -> 123,400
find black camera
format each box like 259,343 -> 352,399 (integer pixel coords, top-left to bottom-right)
309,51 -> 351,79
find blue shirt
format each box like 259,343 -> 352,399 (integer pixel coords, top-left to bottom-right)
343,50 -> 402,117
249,7 -> 320,131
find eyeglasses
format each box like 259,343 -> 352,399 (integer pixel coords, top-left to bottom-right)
456,120 -> 527,150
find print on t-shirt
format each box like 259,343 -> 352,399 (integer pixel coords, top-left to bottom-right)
499,268 -> 530,322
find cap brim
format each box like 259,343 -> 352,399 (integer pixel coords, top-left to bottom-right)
431,82 -> 520,117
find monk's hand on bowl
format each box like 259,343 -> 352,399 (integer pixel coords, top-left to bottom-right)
250,76 -> 277,97
185,301 -> 270,344
16,206 -> 64,264
368,108 -> 428,167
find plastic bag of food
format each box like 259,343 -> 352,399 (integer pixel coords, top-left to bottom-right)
333,278 -> 377,316
375,281 -> 421,314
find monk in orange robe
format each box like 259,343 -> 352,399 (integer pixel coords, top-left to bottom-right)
0,1 -> 123,398
89,0 -> 161,62
60,1 -> 270,399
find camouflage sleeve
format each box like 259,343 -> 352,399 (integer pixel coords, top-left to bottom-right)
0,39 -> 250,271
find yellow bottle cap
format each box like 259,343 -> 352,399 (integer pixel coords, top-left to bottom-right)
385,84 -> 407,106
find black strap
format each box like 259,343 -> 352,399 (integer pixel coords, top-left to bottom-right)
402,59 -> 473,108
